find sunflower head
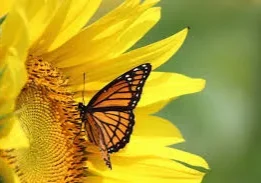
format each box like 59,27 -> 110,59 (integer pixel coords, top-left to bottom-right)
0,55 -> 90,182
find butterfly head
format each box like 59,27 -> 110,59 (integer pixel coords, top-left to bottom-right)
78,102 -> 88,113
78,102 -> 88,121
78,102 -> 84,110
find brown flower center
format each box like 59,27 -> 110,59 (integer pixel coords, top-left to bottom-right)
1,56 -> 88,183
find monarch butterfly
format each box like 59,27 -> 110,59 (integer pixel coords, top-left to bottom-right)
78,63 -> 152,169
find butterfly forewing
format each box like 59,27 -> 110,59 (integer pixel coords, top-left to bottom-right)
87,63 -> 151,110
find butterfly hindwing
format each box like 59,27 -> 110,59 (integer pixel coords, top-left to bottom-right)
91,110 -> 134,153
84,113 -> 112,169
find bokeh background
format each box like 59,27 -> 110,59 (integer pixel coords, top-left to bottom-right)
98,0 -> 260,183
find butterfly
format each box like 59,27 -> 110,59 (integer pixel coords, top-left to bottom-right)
77,63 -> 152,169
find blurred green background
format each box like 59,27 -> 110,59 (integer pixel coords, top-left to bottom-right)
100,0 -> 260,182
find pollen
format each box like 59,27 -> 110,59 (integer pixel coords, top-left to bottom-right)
0,56 -> 88,182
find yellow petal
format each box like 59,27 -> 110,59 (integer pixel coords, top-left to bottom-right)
133,114 -> 183,139
136,99 -> 171,114
0,117 -> 29,149
118,137 -> 183,159
105,7 -> 161,60
119,139 -> 209,170
72,71 -> 205,109
87,136 -> 183,157
30,0 -> 72,54
123,136 -> 183,151
159,148 -> 210,170
43,0 -> 160,68
0,159 -> 20,183
24,0 -> 61,48
61,28 -> 189,85
49,0 -> 102,51
32,0 -> 102,54
139,72 -> 206,107
0,0 -> 13,17
84,177 -> 122,183
87,156 -> 205,183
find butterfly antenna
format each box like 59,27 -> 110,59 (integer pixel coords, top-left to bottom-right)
82,72 -> 86,105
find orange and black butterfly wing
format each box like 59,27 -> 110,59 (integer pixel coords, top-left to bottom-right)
88,63 -> 151,110
91,110 -> 134,153
84,113 -> 112,168
86,63 -> 152,153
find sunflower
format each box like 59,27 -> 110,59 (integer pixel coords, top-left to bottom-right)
0,0 -> 209,183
